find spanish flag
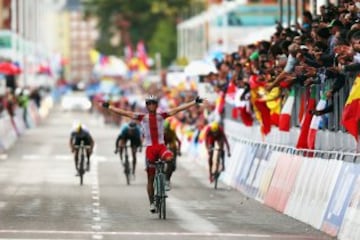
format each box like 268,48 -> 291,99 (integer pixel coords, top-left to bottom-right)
342,75 -> 360,141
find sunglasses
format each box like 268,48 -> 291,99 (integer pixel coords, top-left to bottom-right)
146,101 -> 158,105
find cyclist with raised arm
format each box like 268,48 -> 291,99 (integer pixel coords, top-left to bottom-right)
102,95 -> 205,213
204,122 -> 231,183
69,123 -> 95,175
114,121 -> 142,177
163,119 -> 181,191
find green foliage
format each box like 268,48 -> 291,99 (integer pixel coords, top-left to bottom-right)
148,19 -> 177,66
81,0 -> 205,67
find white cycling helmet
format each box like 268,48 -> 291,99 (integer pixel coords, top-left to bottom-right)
145,95 -> 158,104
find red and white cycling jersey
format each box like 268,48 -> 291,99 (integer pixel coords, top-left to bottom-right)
135,112 -> 169,146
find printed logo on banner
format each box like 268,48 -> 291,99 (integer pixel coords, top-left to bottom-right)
338,176 -> 360,240
264,152 -> 302,212
235,144 -> 259,196
251,147 -> 272,199
222,140 -> 244,186
256,150 -> 278,202
244,146 -> 272,198
321,162 -> 360,237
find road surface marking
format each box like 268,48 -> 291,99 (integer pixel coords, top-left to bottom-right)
0,154 -> 7,160
22,155 -> 41,160
168,197 -> 219,233
0,230 -> 327,239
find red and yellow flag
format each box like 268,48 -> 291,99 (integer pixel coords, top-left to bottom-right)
342,75 -> 360,141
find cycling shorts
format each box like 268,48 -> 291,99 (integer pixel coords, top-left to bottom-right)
145,144 -> 173,175
119,135 -> 141,148
74,136 -> 92,146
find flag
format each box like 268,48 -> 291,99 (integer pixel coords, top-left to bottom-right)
298,91 -> 306,123
264,87 -> 281,126
342,75 -> 360,141
279,88 -> 295,131
296,87 -> 316,149
307,95 -> 327,149
215,92 -> 226,114
238,105 -> 253,126
124,44 -> 133,62
234,88 -> 253,126
89,49 -> 100,64
136,40 -> 149,69
254,100 -> 271,136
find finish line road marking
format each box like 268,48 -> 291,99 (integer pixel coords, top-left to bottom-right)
0,230 -> 326,239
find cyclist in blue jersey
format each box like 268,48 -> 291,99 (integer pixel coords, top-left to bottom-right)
114,121 -> 142,176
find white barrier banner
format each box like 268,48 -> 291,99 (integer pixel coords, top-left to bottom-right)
0,113 -> 17,150
338,176 -> 360,240
255,150 -> 278,203
285,158 -> 342,229
13,108 -> 26,135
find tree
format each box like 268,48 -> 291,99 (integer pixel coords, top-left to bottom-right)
82,0 -> 205,67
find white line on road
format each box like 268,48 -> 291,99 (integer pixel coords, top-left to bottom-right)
0,230 -> 326,239
0,154 -> 7,160
22,155 -> 41,160
168,197 -> 219,233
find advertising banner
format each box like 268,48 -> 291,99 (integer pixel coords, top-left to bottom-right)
264,152 -> 302,212
321,162 -> 360,236
255,150 -> 278,202
338,175 -> 360,240
222,140 -> 245,186
235,144 -> 258,194
285,158 -> 342,229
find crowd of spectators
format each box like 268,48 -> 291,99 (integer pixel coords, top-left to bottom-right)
195,1 -> 360,136
0,86 -> 44,127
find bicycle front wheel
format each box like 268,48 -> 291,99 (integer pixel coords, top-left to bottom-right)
158,174 -> 166,219
160,196 -> 166,219
79,155 -> 85,185
124,157 -> 130,185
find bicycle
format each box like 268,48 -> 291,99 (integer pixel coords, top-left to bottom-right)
118,145 -> 131,185
74,140 -> 91,186
210,148 -> 225,190
153,160 -> 167,219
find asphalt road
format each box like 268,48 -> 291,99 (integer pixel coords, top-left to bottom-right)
0,107 -> 335,240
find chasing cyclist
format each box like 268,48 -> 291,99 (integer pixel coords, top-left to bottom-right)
114,121 -> 142,177
204,121 -> 231,183
163,119 -> 181,191
69,123 -> 95,175
102,95 -> 205,213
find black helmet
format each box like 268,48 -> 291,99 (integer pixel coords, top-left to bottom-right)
128,121 -> 137,129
